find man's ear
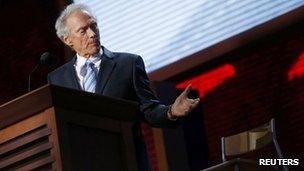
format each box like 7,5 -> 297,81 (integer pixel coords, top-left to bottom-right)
63,36 -> 73,47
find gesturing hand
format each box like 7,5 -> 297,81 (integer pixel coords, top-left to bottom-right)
168,84 -> 200,119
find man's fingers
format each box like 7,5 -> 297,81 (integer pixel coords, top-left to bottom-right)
194,98 -> 200,103
174,93 -> 200,116
188,98 -> 200,105
188,98 -> 200,111
193,98 -> 200,107
181,84 -> 192,97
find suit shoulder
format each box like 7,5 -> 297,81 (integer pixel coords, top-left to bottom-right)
48,60 -> 72,77
112,52 -> 141,62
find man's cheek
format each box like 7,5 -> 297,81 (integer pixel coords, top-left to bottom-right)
82,38 -> 89,48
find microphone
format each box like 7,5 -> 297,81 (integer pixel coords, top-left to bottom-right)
39,52 -> 52,65
28,52 -> 53,92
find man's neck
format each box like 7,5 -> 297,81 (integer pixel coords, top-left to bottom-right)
77,48 -> 103,59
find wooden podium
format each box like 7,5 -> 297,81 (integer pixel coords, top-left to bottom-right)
0,85 -> 139,170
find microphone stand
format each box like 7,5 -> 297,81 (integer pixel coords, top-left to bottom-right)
28,52 -> 54,92
28,65 -> 40,92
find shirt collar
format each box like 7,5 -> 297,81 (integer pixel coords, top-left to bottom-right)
75,48 -> 103,67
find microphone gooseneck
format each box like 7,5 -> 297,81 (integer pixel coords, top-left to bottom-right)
28,52 -> 52,92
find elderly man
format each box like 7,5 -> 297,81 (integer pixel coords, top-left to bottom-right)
48,3 -> 200,170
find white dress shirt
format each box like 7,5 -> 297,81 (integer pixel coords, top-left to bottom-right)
74,49 -> 103,89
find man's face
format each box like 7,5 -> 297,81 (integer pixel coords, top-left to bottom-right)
64,11 -> 100,58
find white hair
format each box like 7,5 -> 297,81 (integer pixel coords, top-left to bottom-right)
55,3 -> 96,40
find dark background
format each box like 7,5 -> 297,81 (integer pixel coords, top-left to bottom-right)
169,20 -> 304,170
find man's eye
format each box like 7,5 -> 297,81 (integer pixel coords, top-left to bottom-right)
79,29 -> 85,34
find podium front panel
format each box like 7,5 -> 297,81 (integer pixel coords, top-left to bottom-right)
54,107 -> 137,171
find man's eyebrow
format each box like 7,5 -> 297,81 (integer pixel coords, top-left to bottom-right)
76,26 -> 85,32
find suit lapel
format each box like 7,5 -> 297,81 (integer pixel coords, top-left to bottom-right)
95,47 -> 116,94
66,57 -> 82,90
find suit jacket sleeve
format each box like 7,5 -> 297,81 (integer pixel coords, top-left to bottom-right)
133,56 -> 180,127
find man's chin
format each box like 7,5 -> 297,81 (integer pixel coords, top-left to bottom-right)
89,47 -> 101,56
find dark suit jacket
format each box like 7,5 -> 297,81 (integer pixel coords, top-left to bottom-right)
48,46 -> 177,127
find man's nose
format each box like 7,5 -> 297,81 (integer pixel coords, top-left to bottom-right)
87,28 -> 97,38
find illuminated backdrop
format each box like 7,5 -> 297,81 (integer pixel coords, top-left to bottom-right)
74,0 -> 304,72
